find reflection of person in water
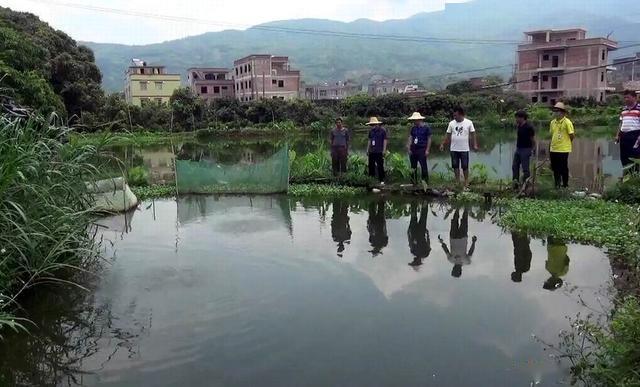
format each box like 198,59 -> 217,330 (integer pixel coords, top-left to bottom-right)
367,200 -> 389,257
511,232 -> 532,283
331,200 -> 352,258
408,202 -> 431,270
438,208 -> 477,278
543,237 -> 570,291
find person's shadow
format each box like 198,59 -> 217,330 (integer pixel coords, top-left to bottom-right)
438,207 -> 477,278
331,199 -> 352,258
543,236 -> 570,291
367,200 -> 389,257
511,232 -> 532,283
408,202 -> 431,271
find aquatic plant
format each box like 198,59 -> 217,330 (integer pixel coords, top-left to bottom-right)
499,199 -> 640,263
289,184 -> 367,197
0,115 -> 102,333
132,185 -> 176,201
127,166 -> 149,187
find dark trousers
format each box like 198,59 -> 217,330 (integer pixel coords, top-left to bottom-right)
409,153 -> 429,183
331,146 -> 348,176
512,148 -> 532,182
368,153 -> 385,182
620,131 -> 640,172
549,152 -> 569,188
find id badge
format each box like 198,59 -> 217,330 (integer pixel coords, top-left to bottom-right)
414,138 -> 418,145
372,140 -> 376,146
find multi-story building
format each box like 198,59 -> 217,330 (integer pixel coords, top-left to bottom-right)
187,68 -> 234,102
303,80 -> 362,100
609,52 -> 640,91
367,78 -> 413,97
124,59 -> 181,106
233,55 -> 301,101
515,29 -> 618,104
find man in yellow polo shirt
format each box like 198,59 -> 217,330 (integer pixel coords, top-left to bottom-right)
549,102 -> 575,188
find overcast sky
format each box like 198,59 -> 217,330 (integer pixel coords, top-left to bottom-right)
2,0 -> 469,45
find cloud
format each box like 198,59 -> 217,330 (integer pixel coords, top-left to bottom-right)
3,0 -> 469,44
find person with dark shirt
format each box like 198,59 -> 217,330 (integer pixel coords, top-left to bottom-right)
513,110 -> 536,187
367,200 -> 389,257
512,110 -> 536,187
406,112 -> 432,185
366,117 -> 388,185
330,118 -> 350,177
408,202 -> 431,270
331,200 -> 352,258
511,231 -> 532,283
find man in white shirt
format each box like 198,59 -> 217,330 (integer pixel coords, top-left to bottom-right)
440,107 -> 479,189
617,90 -> 640,174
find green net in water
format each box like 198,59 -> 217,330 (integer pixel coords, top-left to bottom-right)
175,145 -> 289,194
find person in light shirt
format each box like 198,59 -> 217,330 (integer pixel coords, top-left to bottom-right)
438,208 -> 477,278
440,107 -> 479,189
617,90 -> 640,174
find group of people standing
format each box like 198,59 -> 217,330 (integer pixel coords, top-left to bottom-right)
330,90 -> 640,190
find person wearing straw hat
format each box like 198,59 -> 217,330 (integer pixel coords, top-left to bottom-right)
406,112 -> 432,186
549,102 -> 575,188
366,116 -> 388,185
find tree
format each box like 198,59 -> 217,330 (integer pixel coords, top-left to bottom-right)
169,88 -> 203,130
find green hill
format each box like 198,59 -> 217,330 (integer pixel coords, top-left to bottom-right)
84,0 -> 640,92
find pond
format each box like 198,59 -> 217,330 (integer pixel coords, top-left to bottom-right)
0,195 -> 613,386
107,129 -> 623,190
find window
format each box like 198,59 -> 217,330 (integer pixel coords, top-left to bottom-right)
214,86 -> 220,94
192,72 -> 199,80
140,97 -> 150,105
272,79 -> 277,85
235,67 -> 238,76
205,73 -> 215,80
532,75 -> 539,82
140,68 -> 145,74
222,86 -> 228,90
600,92 -> 604,102
248,64 -> 251,72
551,77 -> 558,89
244,64 -> 248,73
154,98 -> 162,104
241,82 -> 244,90
602,50 -> 606,61
278,80 -> 284,88
139,81 -> 148,90
543,54 -> 550,61
201,86 -> 208,94
216,74 -> 225,80
248,80 -> 252,88
541,96 -> 548,103
601,72 -> 605,82
532,96 -> 538,103
542,75 -> 549,82
155,81 -> 163,90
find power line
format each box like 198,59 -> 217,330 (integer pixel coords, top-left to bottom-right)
482,57 -> 640,90
25,0 -> 526,45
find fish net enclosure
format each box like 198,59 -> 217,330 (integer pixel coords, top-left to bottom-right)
175,145 -> 289,194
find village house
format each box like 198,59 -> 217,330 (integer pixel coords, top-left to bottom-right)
124,59 -> 181,106
233,55 -> 301,101
187,68 -> 234,101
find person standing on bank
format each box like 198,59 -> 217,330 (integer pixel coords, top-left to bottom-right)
617,90 -> 640,174
440,107 -> 479,189
366,117 -> 388,185
549,102 -> 575,188
330,118 -> 350,177
512,110 -> 536,187
406,112 -> 432,186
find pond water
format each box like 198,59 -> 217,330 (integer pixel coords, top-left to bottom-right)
109,129 -> 623,190
0,196 -> 613,387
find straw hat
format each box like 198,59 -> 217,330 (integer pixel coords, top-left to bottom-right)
366,116 -> 383,125
551,102 -> 567,112
407,112 -> 426,120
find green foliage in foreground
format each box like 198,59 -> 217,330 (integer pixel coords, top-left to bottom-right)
557,297 -> 640,387
289,184 -> 367,197
0,115 -> 100,333
499,199 -> 640,263
605,176 -> 640,204
131,185 -> 176,201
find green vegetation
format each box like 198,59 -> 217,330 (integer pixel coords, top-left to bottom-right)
289,184 -> 367,197
132,185 -> 176,201
0,114 -> 101,332
127,166 -> 149,187
0,7 -> 103,117
499,199 -> 640,264
605,176 -> 640,205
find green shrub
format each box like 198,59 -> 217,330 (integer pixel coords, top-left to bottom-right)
127,166 -> 149,187
605,176 -> 640,204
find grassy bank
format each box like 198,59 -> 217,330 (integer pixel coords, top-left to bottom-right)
0,115 -> 101,332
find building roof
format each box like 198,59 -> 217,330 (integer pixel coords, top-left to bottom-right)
187,67 -> 230,72
234,54 -> 274,64
524,28 -> 587,35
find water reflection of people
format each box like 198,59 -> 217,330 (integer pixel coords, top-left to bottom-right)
438,208 -> 477,278
331,200 -> 352,258
511,232 -> 532,283
543,237 -> 570,291
408,202 -> 431,270
367,200 -> 388,257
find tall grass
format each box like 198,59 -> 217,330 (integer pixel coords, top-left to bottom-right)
0,115 -> 102,333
